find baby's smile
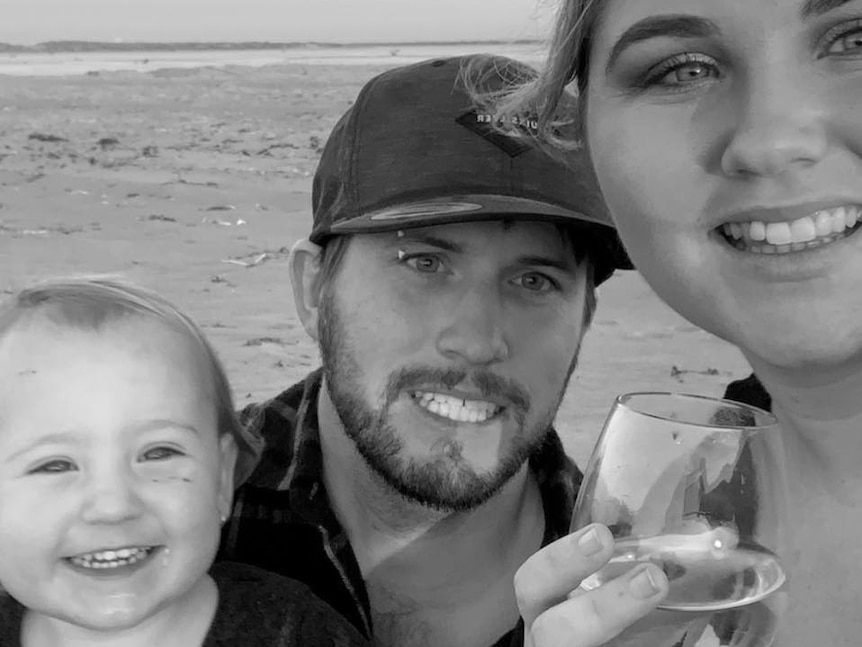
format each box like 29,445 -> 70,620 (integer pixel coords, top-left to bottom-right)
67,546 -> 160,573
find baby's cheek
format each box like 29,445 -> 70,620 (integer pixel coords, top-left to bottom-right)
140,461 -> 220,515
141,458 -> 198,485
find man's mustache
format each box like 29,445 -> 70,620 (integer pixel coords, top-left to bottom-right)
384,366 -> 530,413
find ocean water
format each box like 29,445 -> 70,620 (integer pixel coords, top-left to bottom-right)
0,42 -> 547,77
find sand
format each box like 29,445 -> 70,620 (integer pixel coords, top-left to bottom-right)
0,62 -> 751,465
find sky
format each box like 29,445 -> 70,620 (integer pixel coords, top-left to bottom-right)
2,0 -> 557,45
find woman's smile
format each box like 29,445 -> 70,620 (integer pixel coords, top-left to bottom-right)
719,204 -> 862,254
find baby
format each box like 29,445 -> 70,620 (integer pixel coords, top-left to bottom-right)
0,278 -> 368,647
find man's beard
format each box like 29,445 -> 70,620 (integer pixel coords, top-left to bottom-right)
317,290 -> 580,513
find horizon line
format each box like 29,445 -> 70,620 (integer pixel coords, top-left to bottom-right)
1,38 -> 544,48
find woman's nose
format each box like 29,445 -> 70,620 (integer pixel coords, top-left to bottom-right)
720,67 -> 829,178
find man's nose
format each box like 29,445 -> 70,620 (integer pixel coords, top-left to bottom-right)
435,282 -> 510,366
80,463 -> 145,525
720,66 -> 829,178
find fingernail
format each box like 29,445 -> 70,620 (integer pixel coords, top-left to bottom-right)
578,526 -> 603,556
629,565 -> 661,599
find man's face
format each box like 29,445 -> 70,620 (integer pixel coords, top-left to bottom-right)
317,220 -> 590,511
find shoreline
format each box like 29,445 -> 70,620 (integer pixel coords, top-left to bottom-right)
0,39 -> 543,53
0,42 -> 547,78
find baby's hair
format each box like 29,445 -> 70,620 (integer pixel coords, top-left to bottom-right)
0,276 -> 261,483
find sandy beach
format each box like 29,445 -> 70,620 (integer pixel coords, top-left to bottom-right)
0,61 -> 751,465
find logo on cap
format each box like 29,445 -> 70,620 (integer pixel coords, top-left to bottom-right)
456,111 -> 537,158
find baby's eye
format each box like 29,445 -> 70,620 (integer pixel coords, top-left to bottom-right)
140,446 -> 184,462
29,459 -> 77,475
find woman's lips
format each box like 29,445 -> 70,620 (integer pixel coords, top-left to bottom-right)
720,204 -> 861,254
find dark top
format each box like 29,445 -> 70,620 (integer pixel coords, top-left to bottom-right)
0,562 -> 368,647
218,368 -> 583,646
723,373 -> 772,412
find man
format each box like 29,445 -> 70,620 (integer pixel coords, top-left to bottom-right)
219,55 -> 667,647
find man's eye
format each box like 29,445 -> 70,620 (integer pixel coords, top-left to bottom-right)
515,272 -> 557,292
141,446 -> 184,462
29,459 -> 77,475
404,254 -> 442,273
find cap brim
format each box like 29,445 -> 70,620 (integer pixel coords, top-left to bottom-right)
327,194 -> 614,234
321,195 -> 634,279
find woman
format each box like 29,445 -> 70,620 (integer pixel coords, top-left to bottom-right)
497,0 -> 862,645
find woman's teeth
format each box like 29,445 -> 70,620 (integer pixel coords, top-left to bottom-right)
723,205 -> 861,254
69,547 -> 154,570
413,391 -> 500,423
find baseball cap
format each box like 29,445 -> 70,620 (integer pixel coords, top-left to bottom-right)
311,54 -> 633,284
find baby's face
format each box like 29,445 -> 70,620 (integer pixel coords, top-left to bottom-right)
0,317 -> 235,631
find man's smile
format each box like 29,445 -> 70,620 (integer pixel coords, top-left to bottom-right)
410,390 -> 503,424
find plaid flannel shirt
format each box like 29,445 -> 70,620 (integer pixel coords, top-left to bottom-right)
218,368 -> 583,646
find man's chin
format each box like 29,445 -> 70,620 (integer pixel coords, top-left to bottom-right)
366,455 -> 514,512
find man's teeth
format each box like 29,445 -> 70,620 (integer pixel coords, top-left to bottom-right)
413,391 -> 500,423
69,547 -> 153,570
723,205 -> 861,254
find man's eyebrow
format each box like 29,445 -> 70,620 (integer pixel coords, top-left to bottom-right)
395,232 -> 463,253
517,255 -> 578,274
801,0 -> 854,19
606,15 -> 720,73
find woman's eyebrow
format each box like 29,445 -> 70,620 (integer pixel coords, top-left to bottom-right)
606,15 -> 719,73
802,0 -> 855,19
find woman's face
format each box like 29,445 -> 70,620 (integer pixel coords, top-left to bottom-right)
585,0 -> 862,372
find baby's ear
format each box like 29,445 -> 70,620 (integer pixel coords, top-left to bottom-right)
288,238 -> 324,341
217,434 -> 239,519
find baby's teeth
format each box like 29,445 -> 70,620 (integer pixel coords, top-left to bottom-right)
847,207 -> 858,228
765,222 -> 792,245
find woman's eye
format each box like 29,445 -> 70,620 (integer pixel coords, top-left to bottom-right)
404,254 -> 442,273
141,446 -> 184,462
825,26 -> 862,56
29,459 -> 76,475
643,54 -> 720,89
514,272 -> 556,292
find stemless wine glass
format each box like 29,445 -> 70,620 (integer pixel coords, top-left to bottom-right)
573,392 -> 789,647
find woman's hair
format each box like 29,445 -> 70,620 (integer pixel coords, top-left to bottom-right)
0,276 -> 261,483
464,0 -> 605,150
